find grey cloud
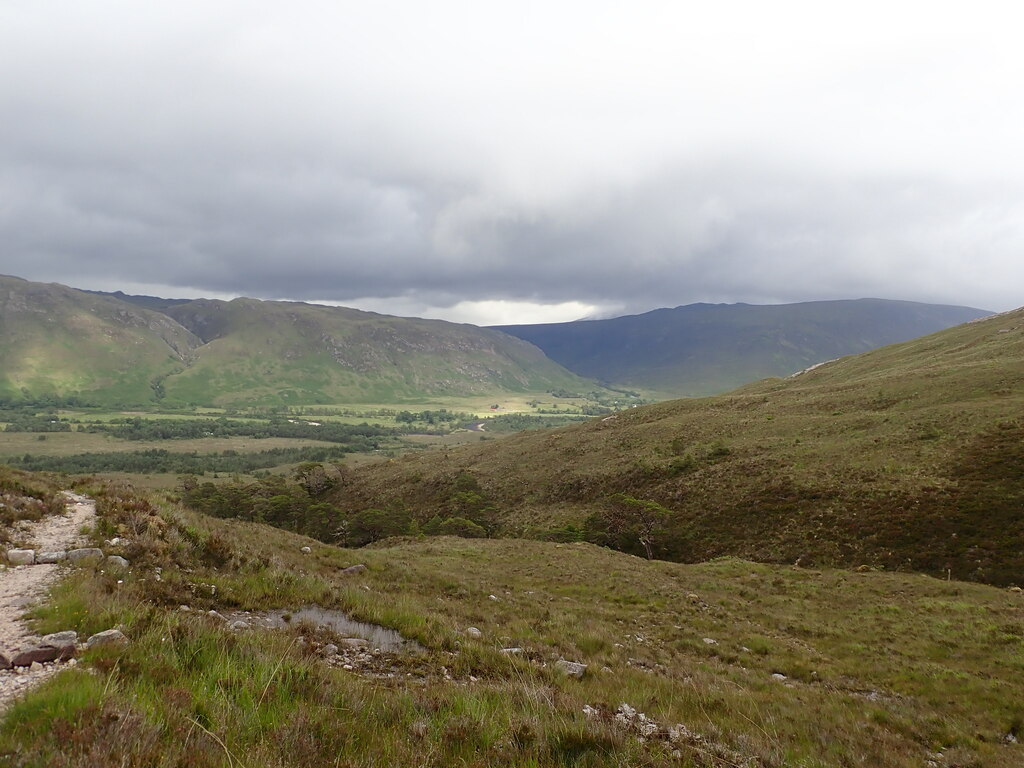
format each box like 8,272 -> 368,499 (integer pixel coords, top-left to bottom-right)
1,2 -> 1022,317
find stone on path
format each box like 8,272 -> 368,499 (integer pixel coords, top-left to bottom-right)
6,550 -> 34,566
36,551 -> 67,564
67,548 -> 104,566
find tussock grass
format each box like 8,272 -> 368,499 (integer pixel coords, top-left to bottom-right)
2,483 -> 1022,766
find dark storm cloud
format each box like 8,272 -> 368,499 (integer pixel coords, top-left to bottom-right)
2,1 -> 1022,322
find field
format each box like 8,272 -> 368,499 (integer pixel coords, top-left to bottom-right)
0,390 -> 627,490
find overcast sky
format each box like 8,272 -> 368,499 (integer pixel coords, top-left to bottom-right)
2,2 -> 1022,324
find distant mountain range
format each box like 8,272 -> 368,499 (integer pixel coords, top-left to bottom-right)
494,299 -> 991,395
0,275 -> 592,407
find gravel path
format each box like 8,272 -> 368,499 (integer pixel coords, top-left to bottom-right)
0,491 -> 96,711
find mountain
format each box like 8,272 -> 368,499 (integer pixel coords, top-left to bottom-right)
0,276 -> 593,407
0,275 -> 201,405
336,307 -> 1024,584
156,297 -> 594,406
493,298 -> 991,395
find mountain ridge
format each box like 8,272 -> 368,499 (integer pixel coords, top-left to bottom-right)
494,297 -> 991,395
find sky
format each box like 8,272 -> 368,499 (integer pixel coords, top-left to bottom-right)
2,1 -> 1022,324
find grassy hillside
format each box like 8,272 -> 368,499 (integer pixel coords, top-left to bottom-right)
159,298 -> 595,406
0,275 -> 200,406
0,277 -> 596,408
4,481 -> 1023,766
334,308 -> 1024,585
495,299 -> 991,396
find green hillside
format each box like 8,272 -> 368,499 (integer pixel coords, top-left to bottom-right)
494,299 -> 991,395
0,275 -> 200,406
334,307 -> 1024,584
159,298 -> 594,406
0,277 -> 595,407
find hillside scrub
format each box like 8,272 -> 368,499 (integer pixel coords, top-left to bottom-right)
2,480 -> 1023,766
326,309 -> 1024,585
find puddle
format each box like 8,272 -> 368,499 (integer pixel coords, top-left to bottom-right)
225,605 -> 423,653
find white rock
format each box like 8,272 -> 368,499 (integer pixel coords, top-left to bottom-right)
229,620 -> 249,631
771,673 -> 787,681
500,647 -> 523,655
300,546 -> 312,554
465,627 -> 483,639
488,594 -> 500,602
6,549 -> 34,566
555,659 -> 588,678
702,638 -> 718,645
86,629 -> 129,649
207,610 -> 227,622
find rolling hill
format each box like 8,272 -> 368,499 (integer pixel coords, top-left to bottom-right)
335,307 -> 1024,585
0,275 -> 201,405
0,276 -> 594,407
494,298 -> 991,395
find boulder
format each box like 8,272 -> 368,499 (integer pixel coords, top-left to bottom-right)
36,551 -> 67,564
86,629 -> 129,649
67,548 -> 104,566
0,651 -> 12,670
106,555 -> 130,569
300,546 -> 312,554
555,659 -> 588,679
12,645 -> 62,666
41,631 -> 78,652
465,627 -> 483,640
6,549 -> 34,566
229,620 -> 249,631
322,643 -> 339,657
340,564 -> 367,575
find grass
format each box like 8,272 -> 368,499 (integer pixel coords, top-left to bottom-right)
2,481 -> 1022,766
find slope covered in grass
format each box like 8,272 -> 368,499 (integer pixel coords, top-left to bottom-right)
0,275 -> 200,406
334,308 -> 1024,584
159,297 -> 595,406
4,482 -> 1023,767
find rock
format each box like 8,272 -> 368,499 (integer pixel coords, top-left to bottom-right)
702,638 -> 718,645
771,673 -> 787,681
488,594 -> 500,602
67,548 -> 104,566
300,546 -> 312,554
179,605 -> 191,612
340,564 -> 367,575
856,564 -> 872,572
6,549 -> 35,566
12,645 -> 62,666
1009,586 -> 1023,593
41,631 -> 77,650
106,555 -> 130,569
555,659 -> 588,679
339,638 -> 368,649
207,610 -> 227,622
229,620 -> 249,631
465,627 -> 483,639
86,629 -> 129,649
36,551 -> 67,564
322,643 -> 339,657
0,651 -> 12,670
500,647 -> 523,655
